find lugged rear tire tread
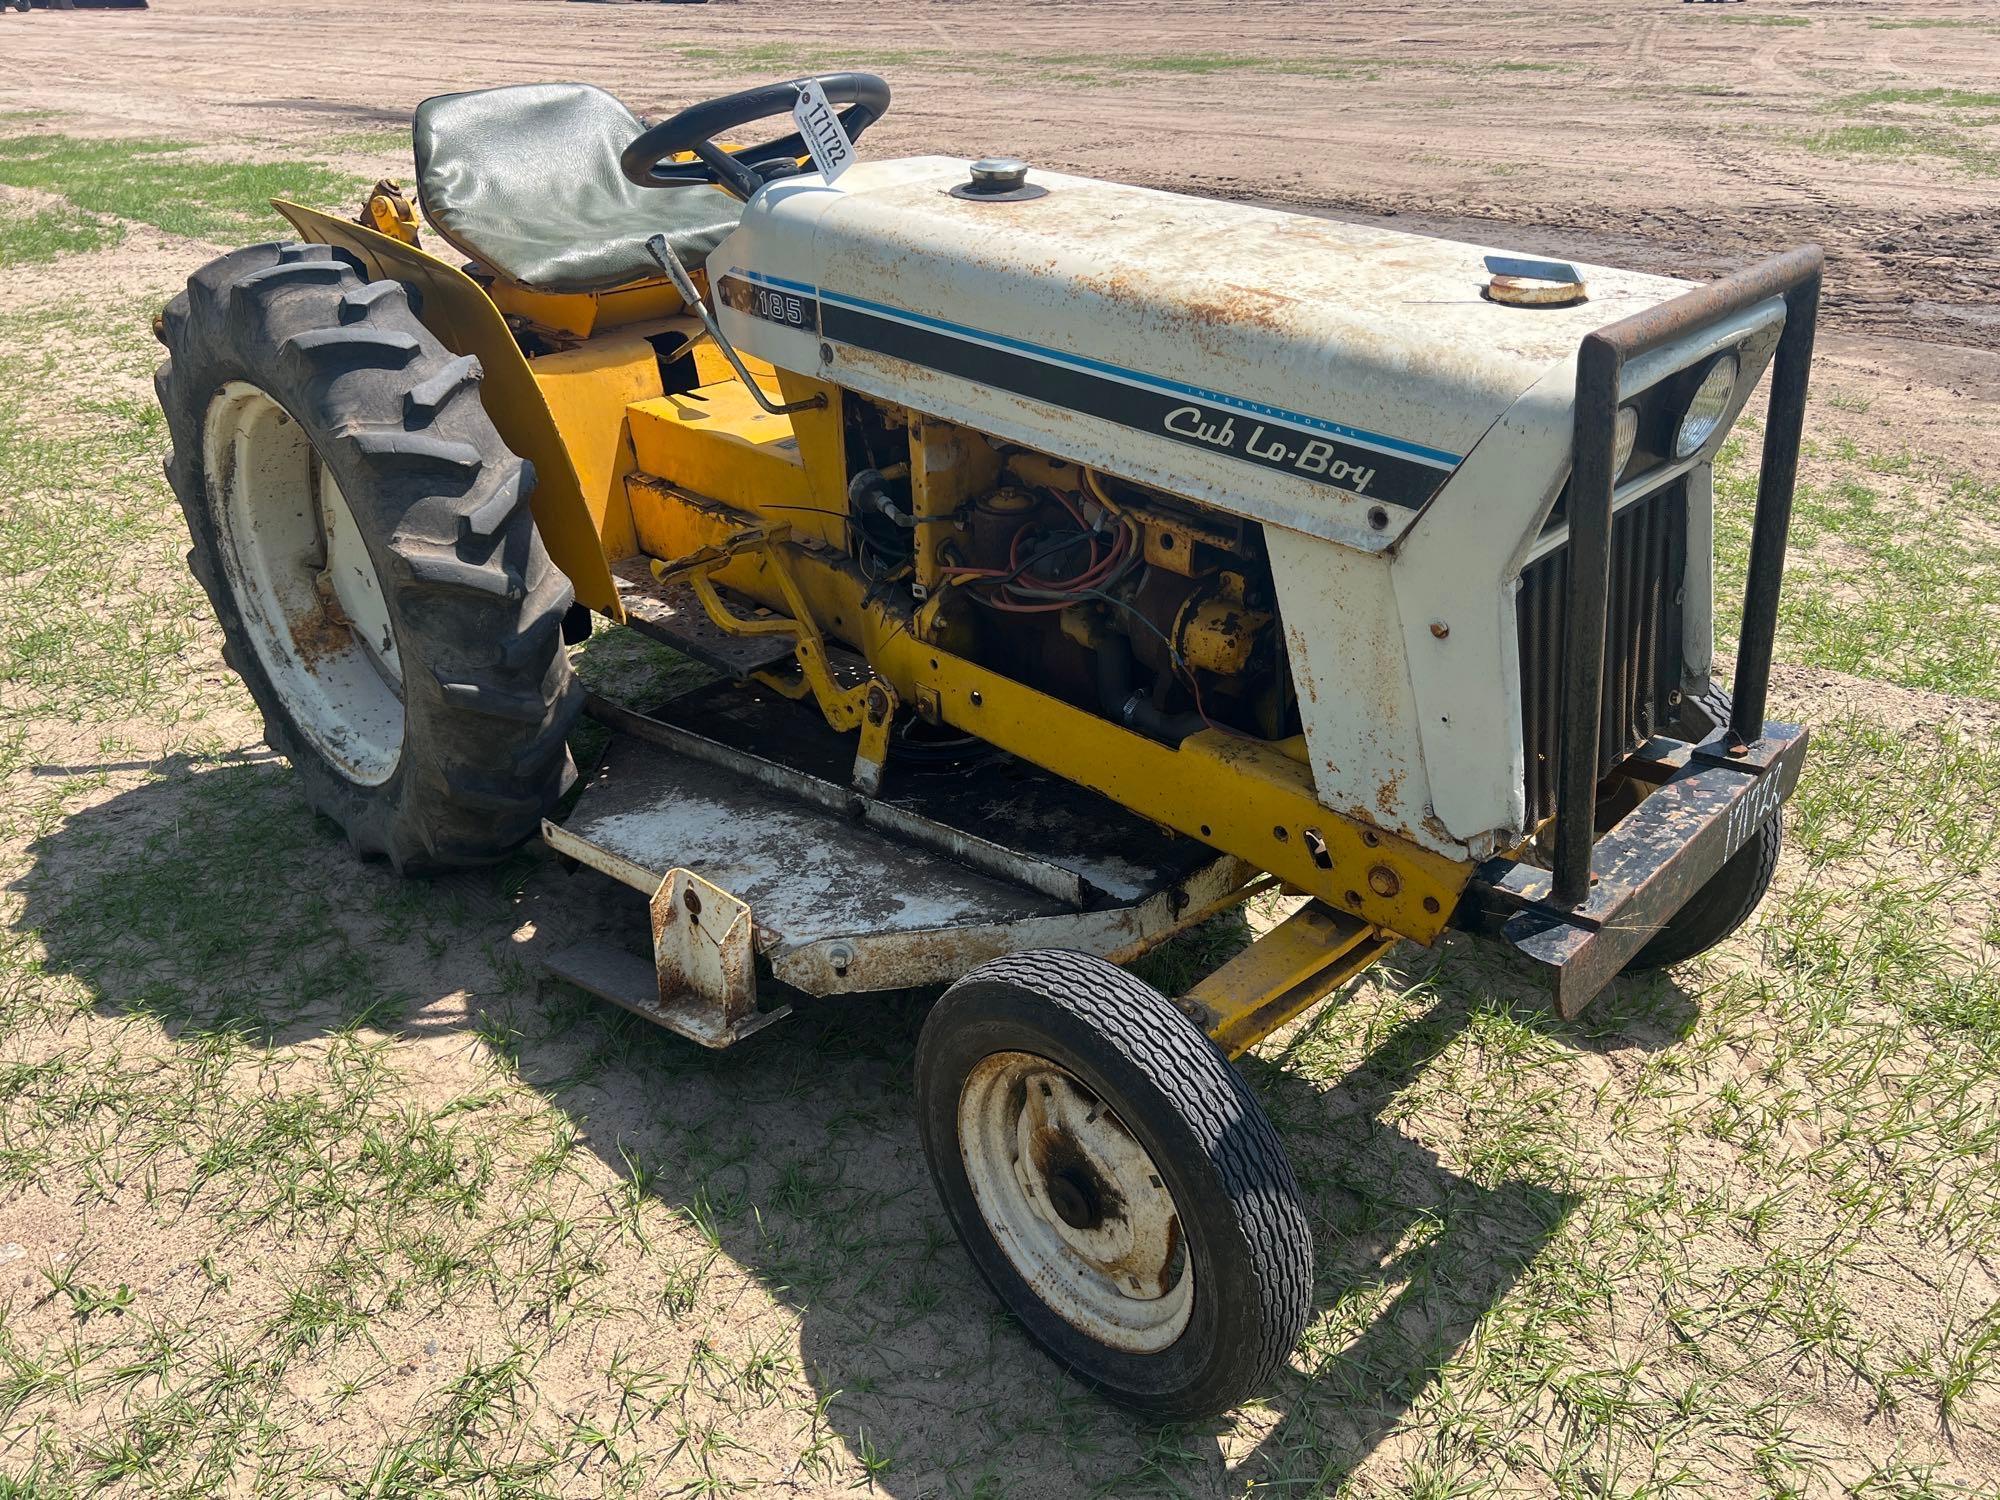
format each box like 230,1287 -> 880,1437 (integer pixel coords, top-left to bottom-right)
155,240 -> 580,872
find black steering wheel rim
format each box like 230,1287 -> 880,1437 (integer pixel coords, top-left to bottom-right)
622,73 -> 892,200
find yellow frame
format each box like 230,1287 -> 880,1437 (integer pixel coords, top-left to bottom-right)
620,367 -> 1472,941
489,279 -> 687,340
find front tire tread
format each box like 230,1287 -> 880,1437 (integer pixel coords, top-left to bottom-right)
917,950 -> 1311,1419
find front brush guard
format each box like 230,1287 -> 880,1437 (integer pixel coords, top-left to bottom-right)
1549,246 -> 1820,907
1456,720 -> 1807,1016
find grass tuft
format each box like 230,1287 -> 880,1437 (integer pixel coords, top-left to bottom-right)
0,131 -> 362,241
0,202 -> 123,266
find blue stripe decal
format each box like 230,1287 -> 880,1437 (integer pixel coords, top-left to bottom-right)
746,269 -> 819,296
736,267 -> 1462,470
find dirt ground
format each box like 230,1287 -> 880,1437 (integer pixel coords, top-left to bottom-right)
1,1 -> 1998,1496
4,0 -> 1996,464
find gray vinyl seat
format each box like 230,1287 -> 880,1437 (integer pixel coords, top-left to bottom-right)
413,83 -> 744,294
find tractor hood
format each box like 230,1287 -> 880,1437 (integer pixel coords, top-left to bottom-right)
713,157 -> 1692,548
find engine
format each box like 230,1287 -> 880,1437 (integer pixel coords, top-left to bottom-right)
839,392 -> 1288,746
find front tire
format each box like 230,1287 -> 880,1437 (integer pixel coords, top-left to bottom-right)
915,951 -> 1311,1419
156,241 -> 580,871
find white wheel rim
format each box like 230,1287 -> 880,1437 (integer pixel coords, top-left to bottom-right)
958,1051 -> 1193,1354
203,381 -> 404,785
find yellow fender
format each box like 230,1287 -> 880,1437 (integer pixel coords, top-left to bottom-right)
272,200 -> 624,620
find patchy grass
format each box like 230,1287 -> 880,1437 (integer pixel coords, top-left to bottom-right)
671,42 -> 1561,90
309,126 -> 413,156
1834,86 -> 2000,112
673,42 -> 960,73
0,131 -> 362,242
1869,16 -> 2000,30
1792,122 -> 1998,176
0,202 -> 121,266
0,307 -> 218,783
1798,123 -> 1931,156
1046,53 -> 1563,84
5,685 -> 1997,1493
669,42 -> 1368,78
1075,52 -> 1286,75
1714,430 -> 2000,699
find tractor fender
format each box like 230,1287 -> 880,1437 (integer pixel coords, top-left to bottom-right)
273,200 -> 624,619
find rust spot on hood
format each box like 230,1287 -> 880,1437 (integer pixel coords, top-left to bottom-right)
1074,268 -> 1302,337
1376,769 -> 1404,815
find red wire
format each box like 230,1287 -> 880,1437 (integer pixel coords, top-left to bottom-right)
980,596 -> 1079,613
941,513 -> 1138,613
934,508 -> 1249,733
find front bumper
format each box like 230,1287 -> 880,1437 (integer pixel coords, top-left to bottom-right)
1457,718 -> 1807,1017
1463,244 -> 1820,1017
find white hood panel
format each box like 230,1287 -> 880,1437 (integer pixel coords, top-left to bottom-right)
714,157 -> 1690,548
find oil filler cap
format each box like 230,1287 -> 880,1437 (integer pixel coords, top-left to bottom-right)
951,157 -> 1048,203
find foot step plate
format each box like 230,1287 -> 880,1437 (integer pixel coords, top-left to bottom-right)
611,557 -> 796,678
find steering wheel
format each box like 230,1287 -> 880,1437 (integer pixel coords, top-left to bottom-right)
622,73 -> 892,201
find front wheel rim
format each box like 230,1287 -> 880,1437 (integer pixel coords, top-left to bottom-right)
203,381 -> 404,785
958,1051 -> 1193,1354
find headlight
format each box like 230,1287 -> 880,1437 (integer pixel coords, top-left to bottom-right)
1674,352 -> 1739,459
1613,403 -> 1640,479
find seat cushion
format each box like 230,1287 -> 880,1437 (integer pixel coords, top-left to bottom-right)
414,83 -> 744,294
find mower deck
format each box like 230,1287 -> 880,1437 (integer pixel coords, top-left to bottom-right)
543,682 -> 1250,1047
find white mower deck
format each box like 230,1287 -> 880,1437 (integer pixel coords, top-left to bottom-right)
542,682 -> 1249,1047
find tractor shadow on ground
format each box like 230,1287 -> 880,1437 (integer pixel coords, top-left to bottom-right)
11,754 -> 1698,1495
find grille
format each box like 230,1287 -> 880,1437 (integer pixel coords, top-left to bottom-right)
1516,480 -> 1688,829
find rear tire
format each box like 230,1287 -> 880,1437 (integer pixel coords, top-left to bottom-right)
915,950 -> 1311,1419
156,241 -> 580,871
1626,681 -> 1782,969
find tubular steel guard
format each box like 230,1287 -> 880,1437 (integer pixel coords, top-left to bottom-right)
1551,245 -> 1823,906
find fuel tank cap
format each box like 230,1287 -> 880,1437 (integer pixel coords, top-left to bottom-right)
1482,253 -> 1587,308
951,157 -> 1048,202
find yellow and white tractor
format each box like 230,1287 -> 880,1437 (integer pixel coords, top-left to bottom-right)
154,74 -> 1817,1415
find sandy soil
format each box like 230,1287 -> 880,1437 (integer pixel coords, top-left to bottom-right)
3,0 -> 1994,484
2,0 -> 1999,363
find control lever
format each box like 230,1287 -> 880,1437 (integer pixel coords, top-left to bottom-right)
645,234 -> 825,416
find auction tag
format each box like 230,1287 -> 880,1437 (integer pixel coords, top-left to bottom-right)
792,79 -> 856,185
